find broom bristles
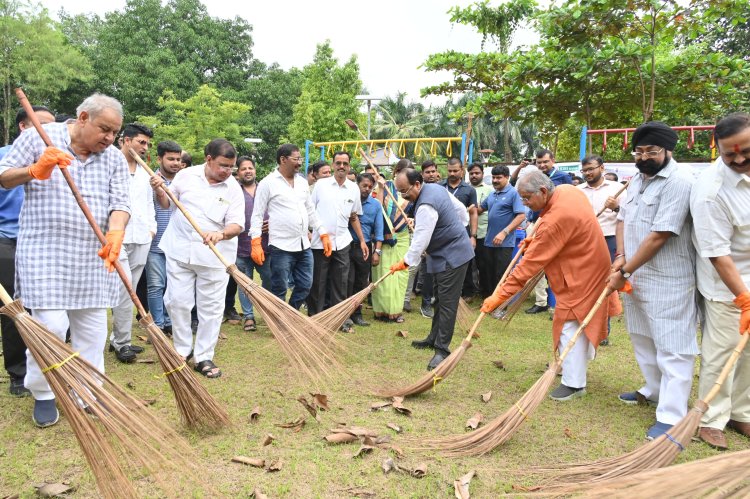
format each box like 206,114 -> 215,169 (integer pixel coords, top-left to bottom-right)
1,300 -> 207,498
500,268 -> 546,327
457,298 -> 474,334
312,283 -> 375,332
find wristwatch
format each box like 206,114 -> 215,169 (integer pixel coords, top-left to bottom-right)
374,249 -> 382,255
619,268 -> 631,279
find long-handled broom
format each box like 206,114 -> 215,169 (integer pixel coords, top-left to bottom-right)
0,284 -> 206,498
595,180 -> 629,218
312,271 -> 393,332
132,152 -> 344,387
373,223 -> 539,399
414,286 -> 611,456
528,331 -> 750,491
16,89 -> 229,430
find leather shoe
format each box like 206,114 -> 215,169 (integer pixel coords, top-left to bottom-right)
427,352 -> 448,371
727,419 -> 750,438
129,344 -> 144,354
411,338 -> 433,349
352,316 -> 369,327
9,378 -> 30,397
698,427 -> 728,450
112,344 -> 137,363
525,304 -> 549,314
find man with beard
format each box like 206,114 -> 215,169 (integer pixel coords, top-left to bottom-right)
690,113 -> 750,450
154,139 -> 245,379
250,144 -> 330,310
468,162 -> 494,297
607,121 -> 697,440
308,151 -> 368,331
107,124 -> 156,363
347,172 -> 383,326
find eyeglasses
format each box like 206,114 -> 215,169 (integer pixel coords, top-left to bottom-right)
581,166 -> 602,174
398,184 -> 415,196
631,148 -> 663,159
286,156 -> 302,162
134,139 -> 152,148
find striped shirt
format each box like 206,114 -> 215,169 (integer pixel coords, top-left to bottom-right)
617,159 -> 698,354
150,175 -> 173,253
0,123 -> 130,308
690,160 -> 750,302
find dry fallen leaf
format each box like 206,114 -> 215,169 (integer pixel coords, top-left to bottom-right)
297,395 -> 319,421
375,435 -> 391,445
275,416 -> 306,432
342,487 -> 376,498
36,483 -> 73,497
396,330 -> 408,338
231,456 -> 265,468
324,432 -> 359,444
371,401 -> 392,411
470,331 -> 480,339
492,360 -> 505,370
391,397 -> 412,417
465,413 -> 484,430
481,391 -> 492,403
266,459 -> 283,472
352,444 -> 375,459
563,428 -> 574,439
252,487 -> 268,499
310,393 -> 330,411
136,335 -> 148,343
261,434 -> 275,447
454,470 -> 476,499
136,358 -> 155,364
411,462 -> 428,478
219,331 -> 228,340
332,426 -> 378,437
386,423 -> 402,433
361,435 -> 375,446
140,398 -> 157,406
389,444 -> 405,458
249,406 -> 261,423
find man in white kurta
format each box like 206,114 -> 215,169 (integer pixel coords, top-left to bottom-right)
109,124 -> 156,363
157,139 -> 244,379
691,113 -> 750,450
608,122 -> 697,441
0,94 -> 130,427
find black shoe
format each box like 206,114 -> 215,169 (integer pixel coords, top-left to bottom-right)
223,308 -> 241,324
9,378 -> 30,397
403,301 -> 412,313
112,345 -> 137,363
525,305 -> 549,314
411,338 -> 434,349
352,316 -> 369,327
427,352 -> 448,370
129,344 -> 144,354
162,325 -> 173,337
420,304 -> 434,319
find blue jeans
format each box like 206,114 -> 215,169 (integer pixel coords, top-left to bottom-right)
269,246 -> 313,310
235,256 -> 272,319
146,251 -> 171,328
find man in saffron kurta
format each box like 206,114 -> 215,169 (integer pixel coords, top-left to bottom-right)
482,171 -> 611,401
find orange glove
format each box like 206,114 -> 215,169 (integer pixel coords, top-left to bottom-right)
97,230 -> 124,272
390,259 -> 408,273
481,291 -> 511,314
734,291 -> 750,335
28,147 -> 73,180
320,233 -> 332,257
618,281 -> 633,295
517,236 -> 533,253
251,237 -> 265,266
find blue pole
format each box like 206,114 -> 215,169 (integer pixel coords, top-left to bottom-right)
460,133 -> 466,162
304,140 -> 312,175
468,139 -> 474,164
320,146 -> 325,162
579,126 -> 588,161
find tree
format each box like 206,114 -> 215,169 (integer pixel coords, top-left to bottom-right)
0,0 -> 90,143
287,41 -> 362,158
371,92 -> 430,140
137,85 -> 253,161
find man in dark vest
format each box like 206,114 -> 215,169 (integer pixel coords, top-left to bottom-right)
391,168 -> 474,370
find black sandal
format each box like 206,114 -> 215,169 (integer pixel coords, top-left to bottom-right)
194,359 -> 221,378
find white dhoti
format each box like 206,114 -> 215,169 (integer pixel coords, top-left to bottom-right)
559,320 -> 595,389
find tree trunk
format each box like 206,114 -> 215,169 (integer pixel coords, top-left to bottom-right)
503,119 -> 512,163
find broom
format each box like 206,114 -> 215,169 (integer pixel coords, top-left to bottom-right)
16,88 -> 229,431
595,180 -> 629,217
373,223 -> 539,398
0,284 -> 206,498
132,151 -> 344,387
312,271 -> 393,332
529,331 -> 750,490
457,297 -> 475,336
415,287 -> 611,456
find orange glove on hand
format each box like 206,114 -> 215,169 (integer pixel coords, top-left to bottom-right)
251,237 -> 265,266
618,281 -> 633,295
734,291 -> 750,335
481,290 -> 511,314
390,259 -> 408,273
97,230 -> 124,272
320,233 -> 332,257
28,147 -> 73,180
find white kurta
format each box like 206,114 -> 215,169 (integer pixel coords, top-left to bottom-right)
310,176 -> 362,251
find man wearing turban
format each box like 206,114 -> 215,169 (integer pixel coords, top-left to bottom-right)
607,121 -> 698,441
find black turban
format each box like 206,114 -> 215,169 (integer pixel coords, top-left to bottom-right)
632,121 -> 678,151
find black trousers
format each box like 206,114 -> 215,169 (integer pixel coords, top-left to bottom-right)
347,242 -> 372,317
474,238 -> 494,297
308,245 -> 351,316
225,274 -> 238,311
488,246 -> 514,290
424,261 -> 469,356
0,238 -> 26,381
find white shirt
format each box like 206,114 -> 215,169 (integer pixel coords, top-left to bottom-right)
124,164 -> 157,244
250,168 -> 326,252
404,194 -> 468,266
691,160 -> 750,302
310,176 -> 362,250
578,178 -> 624,237
158,164 -> 244,268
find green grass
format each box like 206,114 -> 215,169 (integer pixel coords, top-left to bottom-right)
1,295 -> 747,498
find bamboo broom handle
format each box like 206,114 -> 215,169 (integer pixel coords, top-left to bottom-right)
557,287 -> 610,362
131,151 -> 233,269
15,88 -> 149,318
0,282 -> 14,306
701,332 -> 750,406
357,146 -> 413,233
594,180 -> 629,217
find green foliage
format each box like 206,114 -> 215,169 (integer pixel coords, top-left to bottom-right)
287,41 -> 362,158
448,0 -> 537,51
0,0 -> 90,143
137,85 -> 252,162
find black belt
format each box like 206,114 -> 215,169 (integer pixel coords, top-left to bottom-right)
0,237 -> 17,246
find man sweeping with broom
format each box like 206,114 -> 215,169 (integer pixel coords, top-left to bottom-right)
481,171 -> 612,401
0,93 -> 130,427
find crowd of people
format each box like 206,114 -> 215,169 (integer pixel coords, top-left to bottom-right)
0,93 -> 748,453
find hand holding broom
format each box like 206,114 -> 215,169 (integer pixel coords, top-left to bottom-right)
595,180 -> 629,217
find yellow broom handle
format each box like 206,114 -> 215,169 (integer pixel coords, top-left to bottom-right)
0,282 -> 13,306
701,332 -> 750,405
131,151 -> 232,269
358,146 -> 413,233
497,220 -> 538,285
595,180 -> 629,217
557,287 -> 610,362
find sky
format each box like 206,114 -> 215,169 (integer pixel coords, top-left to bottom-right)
42,0 -> 539,108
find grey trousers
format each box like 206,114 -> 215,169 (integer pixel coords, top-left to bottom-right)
110,242 -> 150,349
